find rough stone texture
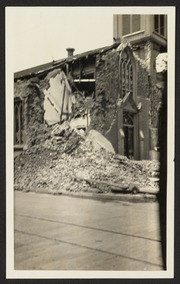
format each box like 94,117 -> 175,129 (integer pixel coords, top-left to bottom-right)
148,80 -> 164,153
105,114 -> 119,153
134,47 -> 165,157
14,135 -> 160,195
136,53 -> 151,99
91,50 -> 119,135
133,41 -> 152,74
14,78 -> 46,147
133,41 -> 165,124
150,85 -> 163,128
135,60 -> 151,159
87,43 -> 161,159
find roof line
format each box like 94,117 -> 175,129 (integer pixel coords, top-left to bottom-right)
14,42 -> 119,80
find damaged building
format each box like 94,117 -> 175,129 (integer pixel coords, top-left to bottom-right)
14,14 -> 167,160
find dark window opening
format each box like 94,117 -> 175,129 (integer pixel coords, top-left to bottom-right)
73,81 -> 95,97
154,15 -> 167,37
160,15 -> 164,36
155,15 -> 159,32
123,112 -> 134,159
70,57 -> 96,79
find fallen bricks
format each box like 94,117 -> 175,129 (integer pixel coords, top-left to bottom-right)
14,122 -> 160,198
14,146 -> 160,197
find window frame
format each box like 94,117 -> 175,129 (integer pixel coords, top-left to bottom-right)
154,15 -> 167,37
122,15 -> 141,36
120,49 -> 134,99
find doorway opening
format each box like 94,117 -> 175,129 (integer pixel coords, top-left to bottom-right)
123,112 -> 134,159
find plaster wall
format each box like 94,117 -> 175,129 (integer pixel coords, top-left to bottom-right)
43,70 -> 74,125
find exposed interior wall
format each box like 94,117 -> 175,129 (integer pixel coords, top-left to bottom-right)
42,69 -> 75,125
14,69 -> 92,150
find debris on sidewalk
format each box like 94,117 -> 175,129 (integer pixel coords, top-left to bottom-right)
14,122 -> 160,196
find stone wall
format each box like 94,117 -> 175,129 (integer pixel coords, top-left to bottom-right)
90,50 -> 119,143
91,46 -> 153,159
133,43 -> 164,159
14,77 -> 47,148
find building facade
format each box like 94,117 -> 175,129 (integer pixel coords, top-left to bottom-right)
113,14 -> 167,159
14,14 -> 167,160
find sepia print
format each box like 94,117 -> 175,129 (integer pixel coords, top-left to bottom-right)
6,7 -> 175,279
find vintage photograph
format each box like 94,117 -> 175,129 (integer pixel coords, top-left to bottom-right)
6,7 -> 175,278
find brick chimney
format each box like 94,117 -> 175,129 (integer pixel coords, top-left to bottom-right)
66,48 -> 75,57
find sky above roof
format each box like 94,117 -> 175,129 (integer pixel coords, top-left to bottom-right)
6,7 -> 113,72
6,6 -> 171,73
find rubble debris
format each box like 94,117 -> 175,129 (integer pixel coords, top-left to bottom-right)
14,122 -> 160,197
74,176 -> 129,193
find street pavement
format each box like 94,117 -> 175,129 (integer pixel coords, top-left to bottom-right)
14,191 -> 163,270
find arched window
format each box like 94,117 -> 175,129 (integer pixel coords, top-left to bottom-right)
123,112 -> 134,126
120,49 -> 134,99
119,48 -> 136,159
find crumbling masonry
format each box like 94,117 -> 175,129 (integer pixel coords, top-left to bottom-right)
14,41 -> 166,160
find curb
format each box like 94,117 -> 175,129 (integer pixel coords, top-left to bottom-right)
16,188 -> 158,203
58,190 -> 158,203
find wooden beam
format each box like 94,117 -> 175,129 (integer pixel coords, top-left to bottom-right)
73,79 -> 95,83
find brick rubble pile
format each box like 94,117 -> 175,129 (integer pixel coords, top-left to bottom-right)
14,122 -> 160,195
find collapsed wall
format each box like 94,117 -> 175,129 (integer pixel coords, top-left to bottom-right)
14,45 -> 161,195
14,42 -> 165,161
14,126 -> 160,196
